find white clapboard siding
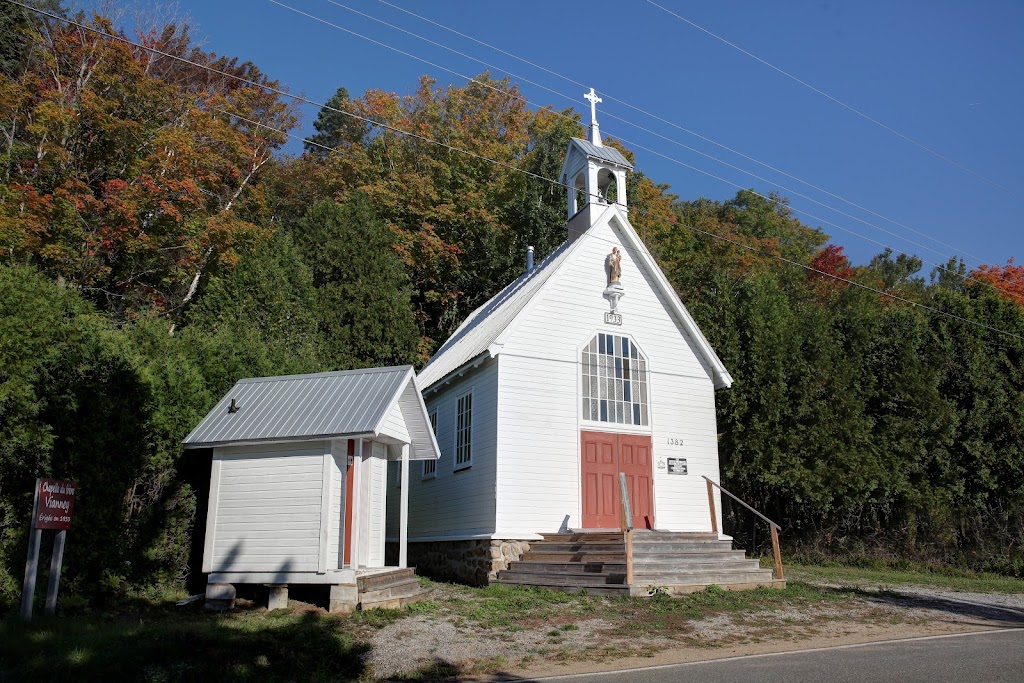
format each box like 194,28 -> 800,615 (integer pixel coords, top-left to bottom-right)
363,446 -> 388,567
380,403 -> 410,443
390,360 -> 498,540
327,440 -> 345,570
496,216 -> 723,534
495,353 -> 581,536
212,443 -> 328,573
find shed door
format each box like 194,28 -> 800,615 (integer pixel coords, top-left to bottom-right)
580,431 -> 654,529
343,439 -> 354,566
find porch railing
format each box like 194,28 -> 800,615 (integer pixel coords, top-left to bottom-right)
703,476 -> 784,581
618,472 -> 634,585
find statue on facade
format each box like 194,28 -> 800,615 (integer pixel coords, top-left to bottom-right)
606,247 -> 622,285
603,247 -> 625,318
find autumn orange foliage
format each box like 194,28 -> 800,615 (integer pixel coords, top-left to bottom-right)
0,14 -> 297,317
971,258 -> 1024,308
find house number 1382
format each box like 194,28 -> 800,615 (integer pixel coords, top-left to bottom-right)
666,437 -> 684,446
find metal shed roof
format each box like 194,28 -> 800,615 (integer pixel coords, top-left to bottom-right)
183,366 -> 416,449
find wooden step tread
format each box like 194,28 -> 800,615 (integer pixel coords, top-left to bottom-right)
359,588 -> 432,611
493,578 -> 629,596
632,571 -> 776,584
357,568 -> 416,591
496,571 -> 627,586
358,578 -> 424,602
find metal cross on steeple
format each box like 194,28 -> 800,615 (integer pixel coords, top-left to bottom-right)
584,87 -> 603,146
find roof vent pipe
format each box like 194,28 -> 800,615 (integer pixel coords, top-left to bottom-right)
526,245 -> 535,273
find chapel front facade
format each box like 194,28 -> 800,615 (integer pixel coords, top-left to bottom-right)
386,100 -> 732,584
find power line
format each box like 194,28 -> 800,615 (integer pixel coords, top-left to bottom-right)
372,0 -> 1004,271
328,0 -> 945,264
257,107 -> 1018,346
644,0 -> 1021,200
8,0 -> 1023,345
274,0 -> 1002,293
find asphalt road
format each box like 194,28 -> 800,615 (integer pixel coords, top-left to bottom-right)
527,629 -> 1024,683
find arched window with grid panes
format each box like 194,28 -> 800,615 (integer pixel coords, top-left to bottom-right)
581,333 -> 649,426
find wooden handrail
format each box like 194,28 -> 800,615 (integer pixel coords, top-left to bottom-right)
703,476 -> 784,581
618,472 -> 634,586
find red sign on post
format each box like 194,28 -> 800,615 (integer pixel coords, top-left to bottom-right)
34,478 -> 76,530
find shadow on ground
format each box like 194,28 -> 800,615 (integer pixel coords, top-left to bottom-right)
857,588 -> 1024,628
0,602 -> 369,682
389,657 -> 534,681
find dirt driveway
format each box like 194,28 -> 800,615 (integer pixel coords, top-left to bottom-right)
364,580 -> 1024,681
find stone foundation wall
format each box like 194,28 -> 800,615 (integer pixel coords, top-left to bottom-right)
385,539 -> 532,586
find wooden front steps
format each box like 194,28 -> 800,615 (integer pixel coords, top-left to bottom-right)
495,531 -> 783,596
356,568 -> 432,610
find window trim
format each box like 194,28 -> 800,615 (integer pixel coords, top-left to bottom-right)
422,409 -> 438,479
453,390 -> 473,472
579,332 -> 651,429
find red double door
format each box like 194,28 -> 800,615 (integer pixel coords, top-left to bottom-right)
580,431 -> 654,529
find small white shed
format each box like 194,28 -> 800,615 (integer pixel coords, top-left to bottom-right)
183,365 -> 439,611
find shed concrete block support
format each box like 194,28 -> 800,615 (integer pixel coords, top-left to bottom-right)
205,582 -> 235,610
266,584 -> 288,611
329,584 -> 358,614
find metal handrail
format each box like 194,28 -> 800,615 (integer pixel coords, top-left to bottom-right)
703,476 -> 785,581
618,472 -> 634,586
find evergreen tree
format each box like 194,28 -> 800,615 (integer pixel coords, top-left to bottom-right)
293,195 -> 420,369
304,86 -> 365,158
185,230 -> 325,393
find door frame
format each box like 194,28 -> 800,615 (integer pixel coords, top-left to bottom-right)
579,430 -> 655,529
575,330 -> 658,530
342,438 -> 355,567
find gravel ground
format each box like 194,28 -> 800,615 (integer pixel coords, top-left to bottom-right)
363,582 -> 1024,681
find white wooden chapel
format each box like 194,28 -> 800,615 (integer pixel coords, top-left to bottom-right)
388,89 -> 734,584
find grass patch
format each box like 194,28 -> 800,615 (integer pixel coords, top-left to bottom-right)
600,582 -> 860,638
428,578 -> 863,642
436,583 -> 602,630
785,562 -> 1024,593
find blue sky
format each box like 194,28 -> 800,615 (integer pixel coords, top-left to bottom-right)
168,0 -> 1022,269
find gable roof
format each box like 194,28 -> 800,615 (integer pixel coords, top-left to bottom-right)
183,366 -> 440,458
566,137 -> 633,169
416,240 -> 576,389
418,204 -> 733,392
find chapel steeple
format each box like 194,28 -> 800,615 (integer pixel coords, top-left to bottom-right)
560,88 -> 634,240
584,87 -> 603,146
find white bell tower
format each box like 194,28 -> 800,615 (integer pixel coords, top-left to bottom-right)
560,88 -> 634,240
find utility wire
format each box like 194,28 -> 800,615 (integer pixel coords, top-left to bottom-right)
373,0 -> 1002,270
231,107 -> 1021,346
329,0 -> 955,267
275,0 -> 1001,293
8,0 -> 1023,345
644,0 -> 1020,200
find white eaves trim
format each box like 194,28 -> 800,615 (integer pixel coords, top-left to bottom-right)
370,366 -> 442,461
602,205 -> 734,389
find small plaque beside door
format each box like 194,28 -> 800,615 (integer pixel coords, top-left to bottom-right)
667,457 -> 688,475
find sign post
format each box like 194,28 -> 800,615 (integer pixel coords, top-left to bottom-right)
45,530 -> 67,616
20,478 -> 77,621
19,483 -> 42,621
